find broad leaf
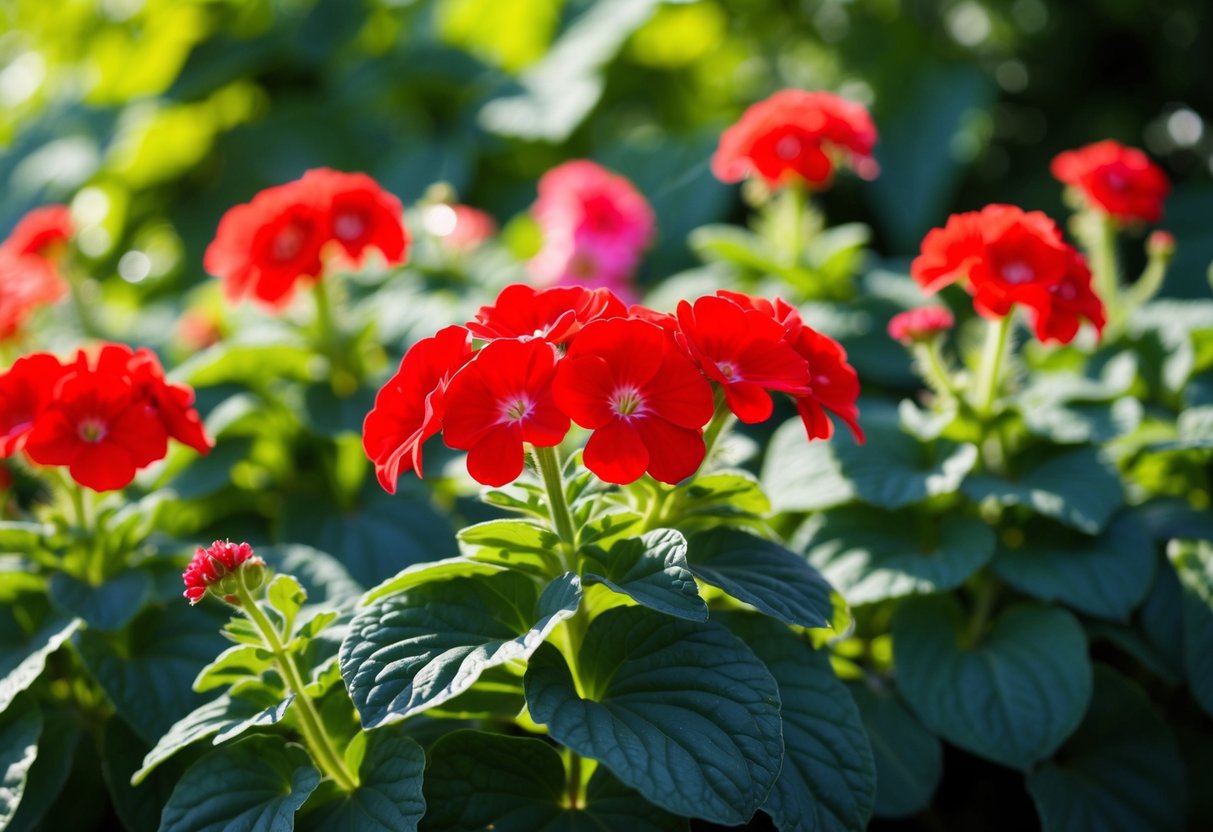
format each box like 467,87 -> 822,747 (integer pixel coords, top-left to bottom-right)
103,718 -> 184,832
847,683 -> 942,819
725,615 -> 875,832
0,606 -> 79,713
5,706 -> 78,832
992,513 -> 1156,620
893,597 -> 1091,770
524,607 -> 783,825
670,471 -> 771,526
361,557 -> 507,606
193,645 -> 273,693
962,446 -> 1123,534
456,518 -> 562,576
1027,666 -> 1186,832
298,729 -> 425,832
48,569 -> 152,632
0,698 -> 41,828
687,528 -> 833,628
581,529 -> 707,621
421,731 -> 683,832
802,507 -> 994,605
341,572 -> 582,728
159,735 -> 320,832
1169,539 -> 1213,718
760,419 -> 854,513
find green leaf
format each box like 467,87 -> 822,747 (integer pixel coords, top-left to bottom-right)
420,730 -> 683,832
5,706 -> 78,832
847,683 -> 942,819
193,645 -> 274,693
802,507 -> 995,606
0,697 -> 41,828
301,383 -> 377,437
0,609 -> 79,713
1021,397 -> 1143,445
179,340 -> 315,388
48,569 -> 152,632
893,597 -> 1092,770
686,528 -> 833,628
361,557 -> 508,606
1027,665 -> 1186,832
761,419 -> 855,512
524,607 -> 783,825
671,471 -> 771,527
992,513 -> 1156,620
689,224 -> 784,275
340,572 -> 582,728
581,529 -> 707,622
266,574 -> 306,638
962,446 -> 1124,534
0,521 -> 51,555
298,729 -> 424,832
457,518 -> 562,576
75,602 -> 230,744
725,615 -> 875,832
1169,539 -> 1213,719
103,718 -> 183,832
159,735 -> 320,832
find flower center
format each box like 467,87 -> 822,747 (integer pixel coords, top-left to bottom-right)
611,386 -> 645,418
78,418 -> 107,443
775,134 -> 803,160
716,360 -> 739,381
1052,282 -> 1078,300
1001,261 -> 1035,284
272,223 -> 306,261
501,396 -> 533,424
1103,169 -> 1128,191
334,212 -> 366,242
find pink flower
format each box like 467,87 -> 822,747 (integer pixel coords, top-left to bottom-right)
529,161 -> 655,296
888,307 -> 955,344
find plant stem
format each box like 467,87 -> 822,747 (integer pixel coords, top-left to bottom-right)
912,339 -> 959,402
566,749 -> 584,809
974,315 -> 1013,420
700,387 -> 736,470
534,445 -> 576,552
1089,213 -> 1120,318
233,573 -> 358,792
311,279 -> 356,396
784,182 -> 807,267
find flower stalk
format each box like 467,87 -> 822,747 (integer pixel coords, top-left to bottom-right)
974,315 -> 1013,420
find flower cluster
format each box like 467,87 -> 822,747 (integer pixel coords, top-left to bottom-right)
887,306 -> 955,344
363,283 -> 861,489
1051,140 -> 1169,225
182,540 -> 264,605
205,168 -> 409,309
0,344 -> 212,491
712,89 -> 879,189
529,160 -> 655,299
911,204 -> 1105,344
0,205 -> 73,340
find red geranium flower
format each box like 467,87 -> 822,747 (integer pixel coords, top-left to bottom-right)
183,540 -> 263,605
1051,140 -> 1169,224
363,325 -> 473,491
888,307 -> 955,343
300,168 -> 409,268
93,344 -> 213,455
441,338 -> 570,487
3,205 -> 73,258
712,90 -> 879,189
467,283 -> 626,345
717,290 -> 863,442
23,366 -> 169,492
0,249 -> 67,340
910,204 -> 1104,344
553,318 -> 714,485
675,295 -> 810,423
0,353 -> 68,457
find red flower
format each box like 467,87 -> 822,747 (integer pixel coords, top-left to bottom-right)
23,365 -> 169,492
3,205 -> 73,258
467,283 -> 626,345
0,353 -> 68,457
204,182 -> 328,309
183,540 -> 263,605
717,290 -> 863,442
423,203 -> 497,252
529,161 -> 655,295
93,344 -> 213,455
363,325 -> 473,491
300,168 -> 409,268
888,307 -> 955,344
1051,140 -> 1169,224
553,318 -> 714,485
675,295 -> 810,423
0,249 -> 67,340
441,339 -> 569,486
911,205 -> 1104,344
712,90 -> 879,189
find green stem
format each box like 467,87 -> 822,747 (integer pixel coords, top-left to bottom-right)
912,339 -> 959,402
534,445 -> 577,552
700,388 -> 736,470
1090,214 -> 1120,318
974,315 -> 1013,419
65,266 -> 101,338
312,279 -> 356,396
784,183 -> 807,268
234,574 -> 358,792
566,749 -> 584,809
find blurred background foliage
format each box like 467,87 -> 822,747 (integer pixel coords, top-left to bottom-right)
1,0 -> 1211,313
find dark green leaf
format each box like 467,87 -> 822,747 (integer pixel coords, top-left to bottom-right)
725,615 -> 875,832
962,446 -> 1123,535
847,684 -> 942,819
893,597 -> 1091,770
5,706 -> 79,832
581,529 -> 707,621
803,507 -> 995,605
524,607 -> 783,825
0,610 -> 79,713
421,731 -> 683,832
103,718 -> 184,832
1027,666 -> 1186,832
299,729 -> 424,832
0,697 -> 41,828
48,568 -> 152,632
1169,539 -> 1213,719
992,513 -> 1156,620
341,572 -> 581,728
687,528 -> 833,628
159,735 -> 320,832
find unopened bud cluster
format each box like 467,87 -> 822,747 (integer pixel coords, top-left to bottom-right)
182,540 -> 264,605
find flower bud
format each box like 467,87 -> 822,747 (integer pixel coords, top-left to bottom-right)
183,540 -> 265,606
1147,230 -> 1175,261
887,307 -> 955,344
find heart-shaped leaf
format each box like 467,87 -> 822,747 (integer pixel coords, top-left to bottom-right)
298,729 -> 425,832
581,529 -> 707,621
847,683 -> 942,819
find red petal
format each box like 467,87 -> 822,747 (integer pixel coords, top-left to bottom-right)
639,417 -> 705,484
583,420 -> 648,484
465,424 -> 525,487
